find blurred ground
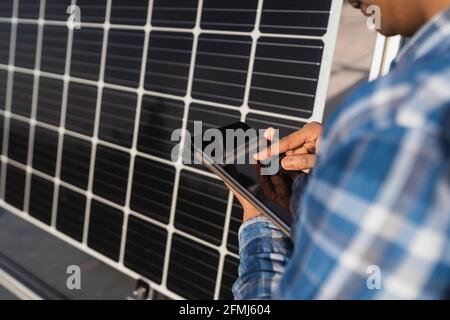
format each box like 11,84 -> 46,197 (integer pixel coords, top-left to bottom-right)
0,3 -> 378,299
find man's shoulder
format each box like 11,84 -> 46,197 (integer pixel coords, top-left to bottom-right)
325,51 -> 450,146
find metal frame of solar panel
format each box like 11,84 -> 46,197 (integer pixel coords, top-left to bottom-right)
0,0 -> 343,299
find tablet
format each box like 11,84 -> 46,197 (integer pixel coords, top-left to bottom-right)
190,122 -> 298,236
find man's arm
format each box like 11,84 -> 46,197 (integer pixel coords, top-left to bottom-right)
232,217 -> 292,300
234,124 -> 450,299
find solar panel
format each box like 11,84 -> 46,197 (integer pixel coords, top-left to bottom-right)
0,0 -> 342,299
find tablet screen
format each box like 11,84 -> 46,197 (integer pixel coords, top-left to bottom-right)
188,121 -> 296,231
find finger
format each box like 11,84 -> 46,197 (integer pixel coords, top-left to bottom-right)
285,147 -> 309,156
281,154 -> 316,171
263,127 -> 276,142
254,130 -> 307,161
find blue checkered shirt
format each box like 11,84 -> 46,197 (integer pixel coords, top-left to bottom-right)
233,7 -> 450,300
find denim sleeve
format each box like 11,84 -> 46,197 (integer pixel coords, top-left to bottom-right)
232,216 -> 293,300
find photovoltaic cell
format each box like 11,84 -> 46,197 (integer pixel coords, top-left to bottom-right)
124,215 -> 168,283
5,164 -> 26,210
40,26 -> 68,75
36,76 -> 63,126
32,126 -> 58,177
11,72 -> 33,117
15,24 -> 38,69
0,70 -> 6,109
201,0 -> 258,32
174,170 -> 228,245
110,0 -> 149,26
261,0 -> 332,36
60,135 -> 92,190
104,29 -> 145,88
137,95 -> 184,160
1,0 -> 340,300
75,0 -> 107,24
145,31 -> 193,96
65,82 -> 97,136
44,0 -> 71,21
7,118 -> 29,165
18,0 -> 40,19
0,23 -> 11,64
0,0 -> 13,17
29,174 -> 54,225
87,199 -> 124,261
192,34 -> 252,106
70,28 -> 103,81
130,157 -> 175,224
219,255 -> 239,299
152,0 -> 198,29
98,88 -> 137,148
56,186 -> 87,242
167,234 -> 219,299
249,37 -> 324,118
93,144 -> 130,206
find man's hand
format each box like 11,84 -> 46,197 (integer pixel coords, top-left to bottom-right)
254,122 -> 323,172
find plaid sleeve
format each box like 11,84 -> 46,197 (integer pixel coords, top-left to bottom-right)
276,124 -> 450,299
232,216 -> 292,300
